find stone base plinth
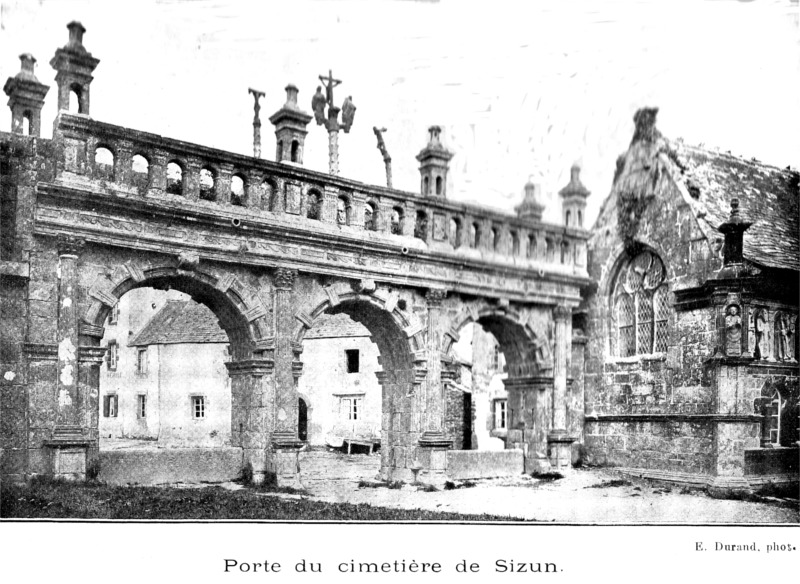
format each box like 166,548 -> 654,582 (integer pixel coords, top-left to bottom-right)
547,430 -> 576,473
708,475 -> 752,499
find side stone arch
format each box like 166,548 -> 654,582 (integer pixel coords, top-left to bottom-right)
79,259 -> 271,361
442,302 -> 551,378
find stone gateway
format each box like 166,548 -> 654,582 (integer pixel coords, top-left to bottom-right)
0,22 -> 797,494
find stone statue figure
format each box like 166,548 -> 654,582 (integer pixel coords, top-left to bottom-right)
311,86 -> 326,125
776,313 -> 794,361
754,309 -> 768,360
341,96 -> 356,133
725,305 -> 742,356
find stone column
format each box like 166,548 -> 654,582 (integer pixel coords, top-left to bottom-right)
327,106 -> 341,175
49,235 -> 91,479
417,288 -> 451,485
547,304 -> 575,472
150,150 -> 168,196
271,267 -> 303,487
115,141 -> 133,186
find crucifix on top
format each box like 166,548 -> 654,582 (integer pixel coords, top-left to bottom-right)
311,69 -> 356,175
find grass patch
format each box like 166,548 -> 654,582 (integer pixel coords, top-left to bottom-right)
0,480 -> 527,521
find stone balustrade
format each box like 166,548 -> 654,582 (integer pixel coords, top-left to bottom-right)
52,112 -> 588,270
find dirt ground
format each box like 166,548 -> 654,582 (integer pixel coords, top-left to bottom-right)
284,452 -> 799,524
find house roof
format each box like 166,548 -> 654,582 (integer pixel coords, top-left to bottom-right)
670,143 -> 799,272
129,300 -> 228,346
305,313 -> 371,339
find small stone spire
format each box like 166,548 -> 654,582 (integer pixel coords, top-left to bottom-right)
50,20 -> 100,114
515,176 -> 545,222
558,163 -> 590,227
717,198 -> 752,266
268,84 -> 312,164
416,126 -> 453,197
3,54 -> 49,136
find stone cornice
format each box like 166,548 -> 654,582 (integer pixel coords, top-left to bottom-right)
35,184 -> 590,304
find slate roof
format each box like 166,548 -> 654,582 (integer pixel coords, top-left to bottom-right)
130,300 -> 228,346
305,313 -> 371,339
670,143 -> 799,272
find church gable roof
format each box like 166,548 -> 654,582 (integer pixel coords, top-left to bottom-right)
670,144 -> 799,272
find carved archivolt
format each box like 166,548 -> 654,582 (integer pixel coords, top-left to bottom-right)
80,259 -> 270,360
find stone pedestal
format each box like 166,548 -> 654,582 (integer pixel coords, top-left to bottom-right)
547,429 -> 575,472
417,433 -> 451,486
272,442 -> 304,489
45,426 -> 91,480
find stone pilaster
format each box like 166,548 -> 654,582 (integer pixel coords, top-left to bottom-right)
271,267 -> 303,486
48,235 -> 91,479
417,288 -> 452,484
547,304 -> 575,472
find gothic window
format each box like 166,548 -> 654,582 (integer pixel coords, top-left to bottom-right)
469,222 -> 481,248
510,231 -> 520,256
611,250 -> 668,357
527,235 -> 537,259
754,386 -> 799,448
491,227 -> 500,251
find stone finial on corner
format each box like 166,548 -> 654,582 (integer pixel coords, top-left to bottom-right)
717,198 -> 752,267
631,107 -> 660,144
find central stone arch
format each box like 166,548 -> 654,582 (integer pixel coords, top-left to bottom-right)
79,259 -> 274,482
293,284 -> 427,480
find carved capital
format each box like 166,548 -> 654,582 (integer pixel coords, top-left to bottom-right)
274,267 -> 297,290
553,304 -> 572,323
355,278 -> 376,294
426,287 -> 448,306
57,235 -> 85,257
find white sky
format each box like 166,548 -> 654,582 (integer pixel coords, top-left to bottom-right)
1,0 -> 798,225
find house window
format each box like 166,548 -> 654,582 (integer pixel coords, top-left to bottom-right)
107,340 -> 118,371
611,250 -> 668,357
137,394 -> 147,419
493,399 -> 507,430
107,303 -> 120,325
136,348 -> 147,374
340,396 -> 362,421
102,394 -> 118,418
192,396 -> 205,419
346,349 -> 360,373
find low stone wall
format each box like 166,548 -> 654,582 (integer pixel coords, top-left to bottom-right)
446,449 -> 523,480
98,447 -> 243,485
